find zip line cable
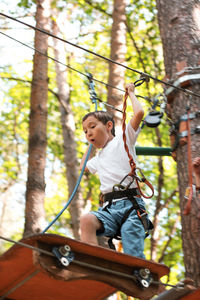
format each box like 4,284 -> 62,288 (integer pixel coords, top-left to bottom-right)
0,31 -> 87,79
0,32 -> 150,233
0,30 -> 152,108
1,12 -> 200,99
0,30 -> 123,93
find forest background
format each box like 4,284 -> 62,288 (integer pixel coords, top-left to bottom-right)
0,0 -> 192,289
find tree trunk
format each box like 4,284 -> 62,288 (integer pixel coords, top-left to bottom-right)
24,0 -> 50,237
107,0 -> 127,126
156,0 -> 200,286
52,16 -> 84,239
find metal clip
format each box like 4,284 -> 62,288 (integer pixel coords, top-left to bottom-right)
134,75 -> 150,87
135,168 -> 146,182
116,174 -> 135,190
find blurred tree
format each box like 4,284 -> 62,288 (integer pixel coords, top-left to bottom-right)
156,0 -> 200,286
23,0 -> 51,237
107,0 -> 127,126
51,11 -> 84,239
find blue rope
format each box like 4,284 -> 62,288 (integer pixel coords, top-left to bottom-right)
42,144 -> 93,233
42,99 -> 98,234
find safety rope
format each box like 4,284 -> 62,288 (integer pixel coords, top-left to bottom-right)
42,144 -> 94,232
122,89 -> 137,173
122,84 -> 154,199
1,13 -> 200,99
43,154 -> 92,233
42,76 -> 98,233
183,107 -> 194,215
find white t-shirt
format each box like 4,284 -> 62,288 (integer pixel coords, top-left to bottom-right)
87,122 -> 140,194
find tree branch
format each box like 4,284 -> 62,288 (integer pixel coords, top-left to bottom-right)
82,0 -> 112,17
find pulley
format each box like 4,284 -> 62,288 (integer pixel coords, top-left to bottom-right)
144,111 -> 163,128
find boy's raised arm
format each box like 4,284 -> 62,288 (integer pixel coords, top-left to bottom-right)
126,83 -> 144,131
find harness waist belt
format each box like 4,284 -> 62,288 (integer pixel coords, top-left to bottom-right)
103,188 -> 140,203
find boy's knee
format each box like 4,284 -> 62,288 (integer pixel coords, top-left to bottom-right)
80,213 -> 91,227
80,213 -> 99,230
80,213 -> 102,245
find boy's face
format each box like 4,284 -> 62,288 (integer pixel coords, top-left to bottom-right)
83,115 -> 114,149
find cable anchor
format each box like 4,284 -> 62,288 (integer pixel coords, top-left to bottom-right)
52,244 -> 74,267
133,268 -> 153,289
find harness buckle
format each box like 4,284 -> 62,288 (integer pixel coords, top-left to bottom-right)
137,209 -> 148,219
137,209 -> 153,237
112,184 -> 126,191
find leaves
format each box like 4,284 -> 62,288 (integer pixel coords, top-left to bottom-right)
0,0 -> 182,286
17,0 -> 33,8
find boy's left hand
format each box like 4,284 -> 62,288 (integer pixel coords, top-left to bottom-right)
125,83 -> 135,94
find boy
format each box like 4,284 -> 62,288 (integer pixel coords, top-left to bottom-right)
80,83 -> 147,258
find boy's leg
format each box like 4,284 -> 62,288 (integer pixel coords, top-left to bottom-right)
80,213 -> 103,245
121,210 -> 146,259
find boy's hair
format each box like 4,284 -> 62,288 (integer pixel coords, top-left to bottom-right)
82,111 -> 115,136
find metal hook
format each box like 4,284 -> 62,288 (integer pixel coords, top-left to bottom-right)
134,75 -> 150,87
116,173 -> 135,190
135,168 -> 146,182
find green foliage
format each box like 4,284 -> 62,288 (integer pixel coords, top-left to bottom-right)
0,72 -> 30,187
0,0 -> 183,287
17,0 -> 34,8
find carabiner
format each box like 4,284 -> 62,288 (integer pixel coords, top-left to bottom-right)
134,75 -> 150,87
135,168 -> 146,182
116,174 -> 135,190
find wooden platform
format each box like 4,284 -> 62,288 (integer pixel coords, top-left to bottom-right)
0,233 -> 170,300
181,288 -> 200,300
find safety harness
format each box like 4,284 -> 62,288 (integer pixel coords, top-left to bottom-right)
100,187 -> 154,250
101,84 -> 154,250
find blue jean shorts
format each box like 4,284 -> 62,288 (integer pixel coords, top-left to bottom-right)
90,197 -> 146,258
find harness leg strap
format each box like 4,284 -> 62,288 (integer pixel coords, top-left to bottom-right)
106,196 -> 153,250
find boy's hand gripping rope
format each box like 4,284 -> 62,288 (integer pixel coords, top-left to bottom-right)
122,81 -> 154,199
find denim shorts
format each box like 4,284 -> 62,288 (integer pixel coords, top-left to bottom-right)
90,197 -> 146,258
